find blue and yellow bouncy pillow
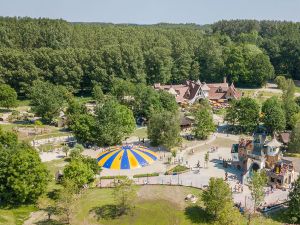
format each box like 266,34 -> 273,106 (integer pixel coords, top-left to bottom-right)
97,145 -> 158,170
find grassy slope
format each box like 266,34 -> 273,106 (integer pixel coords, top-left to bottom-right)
73,186 -> 204,225
0,205 -> 36,225
71,186 -> 282,225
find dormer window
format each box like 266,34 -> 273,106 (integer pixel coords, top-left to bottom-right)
217,87 -> 222,92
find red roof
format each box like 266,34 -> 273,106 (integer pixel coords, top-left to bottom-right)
153,80 -> 241,103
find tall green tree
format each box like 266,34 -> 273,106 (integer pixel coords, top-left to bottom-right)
275,75 -> 288,90
202,178 -> 242,224
92,84 -> 105,103
248,170 -> 268,212
224,45 -> 247,83
262,96 -> 286,134
158,90 -> 178,114
289,122 -> 300,153
0,127 -> 18,148
63,158 -> 94,188
282,79 -> 300,129
0,84 -> 17,109
94,99 -> 135,146
225,97 -> 260,133
0,141 -> 49,204
113,178 -> 136,215
30,80 -> 69,123
67,99 -> 96,144
147,110 -> 181,150
144,47 -> 172,84
287,176 -> 300,224
133,84 -> 162,118
56,179 -> 79,224
193,108 -> 215,140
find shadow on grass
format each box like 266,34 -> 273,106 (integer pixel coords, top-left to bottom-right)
267,208 -> 291,224
0,108 -> 13,113
184,205 -> 213,224
47,189 -> 60,201
35,219 -> 64,225
90,204 -> 121,220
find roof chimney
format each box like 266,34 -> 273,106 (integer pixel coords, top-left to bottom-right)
223,77 -> 227,84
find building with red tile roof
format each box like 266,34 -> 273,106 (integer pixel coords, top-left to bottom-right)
153,77 -> 241,104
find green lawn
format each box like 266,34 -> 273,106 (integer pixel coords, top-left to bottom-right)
131,127 -> 147,138
284,152 -> 300,158
43,159 -> 68,191
0,124 -> 15,132
0,205 -> 37,225
73,186 -> 206,225
295,86 -> 300,93
0,183 -> 286,225
69,186 -> 283,225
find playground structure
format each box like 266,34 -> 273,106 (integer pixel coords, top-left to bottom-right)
231,133 -> 296,188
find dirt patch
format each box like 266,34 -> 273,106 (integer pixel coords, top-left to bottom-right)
137,185 -> 192,210
23,211 -> 47,225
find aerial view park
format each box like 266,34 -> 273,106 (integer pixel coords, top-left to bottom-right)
0,1 -> 300,225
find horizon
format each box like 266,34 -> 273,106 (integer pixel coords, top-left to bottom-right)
0,0 -> 300,25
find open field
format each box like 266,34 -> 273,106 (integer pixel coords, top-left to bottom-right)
62,186 -> 285,225
0,184 -> 288,225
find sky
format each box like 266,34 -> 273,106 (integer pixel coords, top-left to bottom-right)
0,0 -> 300,25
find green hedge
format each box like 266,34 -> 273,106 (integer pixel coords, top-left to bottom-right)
133,173 -> 159,178
100,175 -> 128,180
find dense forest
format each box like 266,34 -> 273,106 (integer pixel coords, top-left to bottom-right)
0,17 -> 300,95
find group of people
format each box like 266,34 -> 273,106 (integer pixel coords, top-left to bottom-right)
233,183 -> 244,193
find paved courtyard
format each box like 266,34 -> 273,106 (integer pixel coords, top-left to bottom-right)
84,132 -> 296,211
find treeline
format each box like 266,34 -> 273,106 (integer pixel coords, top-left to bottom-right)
0,17 -> 299,95
212,20 -> 300,80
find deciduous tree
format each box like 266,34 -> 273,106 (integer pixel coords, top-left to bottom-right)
30,80 -> 69,123
0,142 -> 49,204
113,178 -> 136,215
262,96 -> 286,134
289,122 -> 300,153
148,110 -> 181,150
0,84 -> 17,109
248,170 -> 268,212
94,99 -> 135,146
193,108 -> 215,140
287,176 -> 300,224
202,177 -> 242,224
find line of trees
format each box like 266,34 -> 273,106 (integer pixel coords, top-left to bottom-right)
225,77 -> 300,135
2,17 -> 300,97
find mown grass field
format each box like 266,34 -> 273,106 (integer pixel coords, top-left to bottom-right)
0,205 -> 37,225
70,186 -> 283,225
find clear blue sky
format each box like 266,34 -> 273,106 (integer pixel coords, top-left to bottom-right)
0,0 -> 299,24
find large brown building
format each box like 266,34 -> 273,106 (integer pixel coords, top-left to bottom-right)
153,78 -> 241,104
